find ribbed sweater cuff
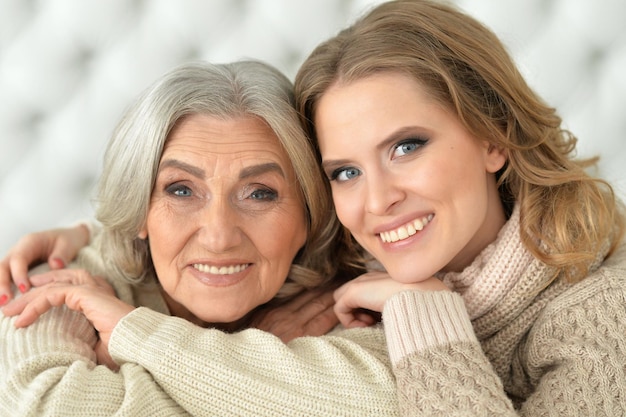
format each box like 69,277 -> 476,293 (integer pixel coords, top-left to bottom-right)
382,291 -> 477,364
109,307 -> 178,366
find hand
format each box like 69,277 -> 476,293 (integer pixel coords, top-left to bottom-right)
333,271 -> 450,328
0,224 -> 90,305
1,269 -> 133,368
251,289 -> 339,343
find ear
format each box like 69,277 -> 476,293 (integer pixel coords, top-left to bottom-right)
484,143 -> 507,173
138,224 -> 148,240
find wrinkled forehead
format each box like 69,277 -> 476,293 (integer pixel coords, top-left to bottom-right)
160,113 -> 297,180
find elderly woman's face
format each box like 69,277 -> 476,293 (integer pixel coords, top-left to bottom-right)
141,114 -> 307,325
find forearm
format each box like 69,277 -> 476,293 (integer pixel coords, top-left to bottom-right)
110,307 -> 399,417
383,291 -> 517,416
0,307 -> 188,417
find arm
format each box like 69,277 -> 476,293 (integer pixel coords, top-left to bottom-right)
109,308 -> 398,416
383,291 -> 517,416
335,272 -> 517,415
382,275 -> 626,416
250,288 -> 339,342
0,302 -> 189,417
4,270 -> 399,416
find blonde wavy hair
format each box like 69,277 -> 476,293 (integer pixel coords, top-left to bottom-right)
96,61 -> 361,301
295,0 -> 625,283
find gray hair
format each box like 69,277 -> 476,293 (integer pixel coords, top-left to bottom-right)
95,60 -> 344,298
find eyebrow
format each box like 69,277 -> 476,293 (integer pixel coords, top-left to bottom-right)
159,159 -> 205,179
239,162 -> 285,180
158,159 -> 285,180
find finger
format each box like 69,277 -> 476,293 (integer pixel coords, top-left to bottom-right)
2,283 -> 61,316
48,257 -> 66,270
28,270 -> 79,287
29,269 -> 98,288
335,308 -> 370,329
28,273 -> 58,287
353,309 -> 379,326
1,293 -> 30,316
333,294 -> 359,328
0,258 -> 13,305
9,256 -> 32,294
276,303 -> 339,343
301,304 -> 339,334
294,290 -> 335,317
13,290 -> 68,327
335,304 -> 372,329
8,233 -> 57,286
47,238 -> 75,270
277,289 -> 330,313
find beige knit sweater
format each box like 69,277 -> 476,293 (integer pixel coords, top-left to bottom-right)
383,206 -> 626,416
0,239 -> 399,416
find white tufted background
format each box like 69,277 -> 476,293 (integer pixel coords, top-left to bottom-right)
1,0 -> 625,256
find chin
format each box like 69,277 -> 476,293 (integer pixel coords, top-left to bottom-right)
195,307 -> 253,329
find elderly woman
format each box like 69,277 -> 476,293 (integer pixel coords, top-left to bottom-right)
0,61 -> 398,416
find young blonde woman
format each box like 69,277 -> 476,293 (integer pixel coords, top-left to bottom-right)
295,0 -> 626,415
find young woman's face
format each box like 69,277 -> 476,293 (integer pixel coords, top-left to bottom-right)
314,73 -> 507,283
141,114 -> 307,325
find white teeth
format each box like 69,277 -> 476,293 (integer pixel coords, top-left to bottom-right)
380,214 -> 433,243
193,263 -> 249,275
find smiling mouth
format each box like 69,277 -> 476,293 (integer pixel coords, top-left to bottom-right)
193,263 -> 250,275
379,214 -> 434,243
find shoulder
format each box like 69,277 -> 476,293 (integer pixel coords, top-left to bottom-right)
531,240 -> 626,340
542,239 -> 626,313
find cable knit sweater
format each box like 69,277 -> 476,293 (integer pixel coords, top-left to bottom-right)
383,206 -> 626,416
0,239 -> 399,416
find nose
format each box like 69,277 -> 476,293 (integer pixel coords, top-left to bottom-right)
196,196 -> 243,253
364,170 -> 405,215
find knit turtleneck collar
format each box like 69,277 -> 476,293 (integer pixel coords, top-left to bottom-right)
435,205 -> 562,339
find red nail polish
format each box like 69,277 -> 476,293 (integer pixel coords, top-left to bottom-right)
18,284 -> 27,293
51,257 -> 66,268
0,294 -> 7,305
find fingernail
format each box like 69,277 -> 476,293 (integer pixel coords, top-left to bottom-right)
18,284 -> 27,293
0,294 -> 7,306
51,257 -> 66,268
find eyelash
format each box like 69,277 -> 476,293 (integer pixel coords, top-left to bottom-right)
246,186 -> 278,202
165,183 -> 192,197
164,182 -> 278,202
329,167 -> 359,182
328,136 -> 429,182
392,137 -> 428,158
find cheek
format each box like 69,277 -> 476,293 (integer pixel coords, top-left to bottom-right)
256,208 -> 307,265
146,202 -> 190,266
282,210 -> 307,258
331,189 -> 358,228
419,149 -> 484,199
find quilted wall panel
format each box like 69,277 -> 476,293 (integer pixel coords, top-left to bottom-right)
1,0 -> 625,255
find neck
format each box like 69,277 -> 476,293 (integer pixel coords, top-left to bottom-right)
444,194 -> 507,273
161,288 -> 252,332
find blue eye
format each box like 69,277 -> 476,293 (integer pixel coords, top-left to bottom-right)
392,138 -> 428,158
331,167 -> 361,182
166,184 -> 192,197
249,187 -> 278,201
